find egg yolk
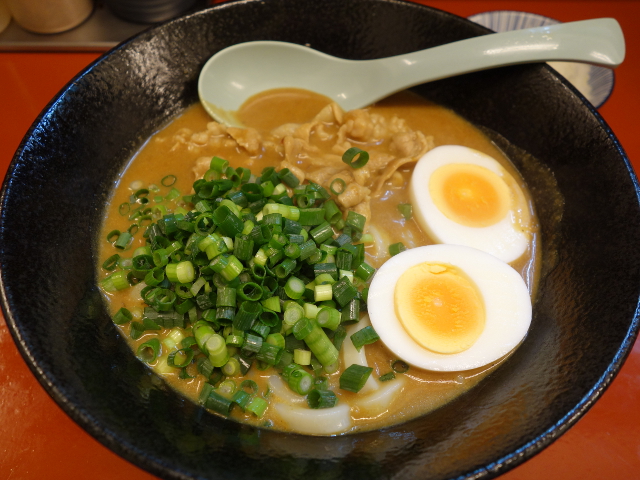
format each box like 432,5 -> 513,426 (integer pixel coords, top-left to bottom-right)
394,262 -> 485,354
429,163 -> 511,228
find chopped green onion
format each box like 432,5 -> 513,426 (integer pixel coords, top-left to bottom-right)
168,347 -> 195,368
256,342 -> 283,365
284,276 -> 305,300
308,389 -> 338,409
225,166 -> 241,186
340,297 -> 360,325
298,239 -> 318,261
119,203 -> 130,216
107,160 -> 411,419
161,174 -> 177,187
295,193 -> 314,208
189,277 -> 207,297
379,372 -> 396,382
323,200 -> 342,224
238,282 -> 263,302
226,334 -> 245,348
114,231 -> 132,250
112,307 -> 133,325
389,242 -> 407,256
129,321 -> 145,340
181,336 -> 197,349
313,375 -> 328,390
259,309 -> 279,327
314,284 -> 333,302
345,211 -> 366,233
175,261 -> 195,283
216,306 -> 235,325
283,364 -> 314,395
217,379 -> 237,398
335,251 -> 352,271
283,304 -> 304,327
222,357 -> 241,376
295,318 -> 339,367
205,334 -> 229,367
233,234 -> 254,261
350,326 -> 380,351
293,348 -> 311,365
316,307 -> 341,331
152,288 -> 177,312
340,364 -> 373,392
143,317 -> 161,331
107,229 -> 121,243
303,302 -> 319,319
292,316 -> 314,340
216,286 -> 236,307
241,379 -> 259,394
332,277 -> 358,307
251,322 -> 271,339
242,333 -> 263,355
392,359 -> 410,373
246,396 -> 268,417
298,208 -> 325,226
342,147 -> 369,169
275,258 -> 297,279
397,203 -> 412,220
278,168 -> 300,188
210,156 -> 229,173
339,270 -> 354,284
310,222 -> 333,244
283,243 -> 301,259
231,389 -> 251,409
144,267 -> 165,287
355,261 -> 375,282
261,296 -> 281,313
102,254 -> 120,271
137,338 -> 161,363
330,178 -> 346,196
210,254 -> 243,281
152,248 -> 169,267
197,357 -> 214,379
262,203 -> 300,221
266,333 -> 285,350
203,389 -> 233,416
332,325 -> 347,351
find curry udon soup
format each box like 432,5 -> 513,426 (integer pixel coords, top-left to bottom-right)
98,89 -> 539,436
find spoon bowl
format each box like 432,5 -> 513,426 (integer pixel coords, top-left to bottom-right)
198,18 -> 624,126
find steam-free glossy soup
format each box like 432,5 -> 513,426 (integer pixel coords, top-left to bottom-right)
98,89 -> 539,435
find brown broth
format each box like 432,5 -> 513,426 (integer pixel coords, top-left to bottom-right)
238,87 -> 333,131
98,89 -> 539,434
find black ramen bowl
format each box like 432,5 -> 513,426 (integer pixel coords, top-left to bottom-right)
2,0 -> 639,478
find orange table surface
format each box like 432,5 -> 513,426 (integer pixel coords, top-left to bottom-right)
1,1 -> 639,479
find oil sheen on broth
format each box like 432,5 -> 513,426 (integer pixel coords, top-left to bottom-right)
99,88 -> 539,435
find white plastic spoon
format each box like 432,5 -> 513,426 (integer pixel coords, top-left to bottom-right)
198,18 -> 624,127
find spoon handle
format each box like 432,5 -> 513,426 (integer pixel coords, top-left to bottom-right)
347,18 -> 625,109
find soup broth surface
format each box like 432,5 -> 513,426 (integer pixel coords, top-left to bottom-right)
99,89 -> 539,435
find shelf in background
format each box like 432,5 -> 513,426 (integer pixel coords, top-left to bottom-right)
0,1 -> 208,52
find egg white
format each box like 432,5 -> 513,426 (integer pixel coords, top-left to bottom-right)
367,244 -> 531,371
410,145 -> 531,264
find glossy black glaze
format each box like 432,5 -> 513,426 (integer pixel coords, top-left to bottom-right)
1,0 -> 639,479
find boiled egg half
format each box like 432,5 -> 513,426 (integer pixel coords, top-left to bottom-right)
367,244 -> 531,371
410,145 -> 533,264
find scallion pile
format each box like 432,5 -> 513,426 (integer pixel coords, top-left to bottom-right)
100,151 -> 406,419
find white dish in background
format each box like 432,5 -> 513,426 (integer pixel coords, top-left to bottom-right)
468,11 -> 615,108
